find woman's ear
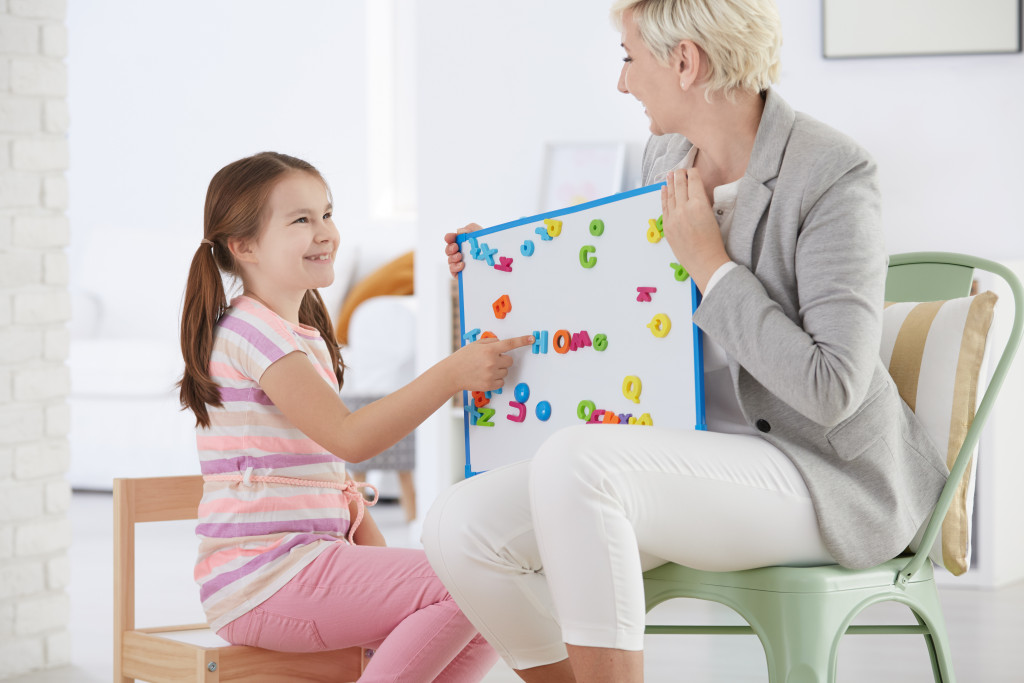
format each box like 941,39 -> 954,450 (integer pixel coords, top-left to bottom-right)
228,237 -> 258,265
674,39 -> 702,91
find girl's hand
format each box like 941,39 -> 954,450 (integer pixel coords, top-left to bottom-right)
661,168 -> 730,292
447,335 -> 535,393
444,223 -> 483,279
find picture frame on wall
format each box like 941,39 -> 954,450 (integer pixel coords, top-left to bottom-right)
823,0 -> 1022,59
539,142 -> 627,213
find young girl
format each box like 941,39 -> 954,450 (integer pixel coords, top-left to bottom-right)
179,151 -> 531,682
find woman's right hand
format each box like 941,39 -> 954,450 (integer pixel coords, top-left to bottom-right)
444,223 -> 483,279
446,335 -> 535,393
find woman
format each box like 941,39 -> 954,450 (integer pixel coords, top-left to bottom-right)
424,1 -> 948,681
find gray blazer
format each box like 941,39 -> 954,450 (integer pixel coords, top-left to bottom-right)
642,90 -> 948,569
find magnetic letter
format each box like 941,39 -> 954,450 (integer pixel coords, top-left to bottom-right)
579,245 -> 597,269
507,401 -> 527,422
647,314 -> 671,338
543,218 -> 563,238
492,294 -> 512,319
636,286 -> 657,302
622,375 -> 642,404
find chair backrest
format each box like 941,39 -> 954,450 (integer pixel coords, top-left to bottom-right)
885,252 -> 1023,583
114,475 -> 205,635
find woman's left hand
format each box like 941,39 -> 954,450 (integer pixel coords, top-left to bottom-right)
661,168 -> 731,292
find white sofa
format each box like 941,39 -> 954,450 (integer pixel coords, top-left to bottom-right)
67,228 -> 415,491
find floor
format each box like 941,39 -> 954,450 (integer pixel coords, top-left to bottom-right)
7,491 -> 1024,682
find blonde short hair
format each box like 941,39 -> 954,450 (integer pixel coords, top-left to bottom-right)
610,0 -> 782,101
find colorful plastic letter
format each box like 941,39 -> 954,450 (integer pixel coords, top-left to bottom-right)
514,383 -> 530,404
462,328 -> 481,343
593,333 -> 608,351
646,220 -> 663,243
636,286 -> 657,302
647,314 -> 671,338
543,218 -> 563,238
619,413 -> 633,424
622,375 -> 642,404
467,236 -> 481,259
670,262 -> 690,282
571,330 -> 592,350
553,329 -> 571,354
532,330 -> 549,354
589,219 -> 605,236
507,401 -> 527,422
492,294 -> 512,319
494,256 -> 513,272
477,408 -> 496,427
637,413 -> 653,426
602,411 -> 620,424
579,245 -> 597,269
520,239 -> 535,256
536,401 -> 552,421
466,403 -> 482,425
480,330 -> 497,340
577,400 -> 596,422
478,243 -> 498,266
535,226 -> 553,241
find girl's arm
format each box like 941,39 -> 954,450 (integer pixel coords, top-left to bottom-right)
259,335 -> 534,464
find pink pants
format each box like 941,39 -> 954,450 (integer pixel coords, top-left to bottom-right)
217,543 -> 498,682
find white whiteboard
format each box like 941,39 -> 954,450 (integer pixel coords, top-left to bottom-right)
457,183 -> 706,475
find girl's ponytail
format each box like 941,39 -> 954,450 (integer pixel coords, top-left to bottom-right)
299,289 -> 345,388
178,241 -> 227,428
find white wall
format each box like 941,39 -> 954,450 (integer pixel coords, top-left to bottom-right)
67,0 -> 378,341
0,2 -> 73,677
413,0 -> 1024,515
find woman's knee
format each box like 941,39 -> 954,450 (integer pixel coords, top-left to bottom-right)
531,425 -> 614,494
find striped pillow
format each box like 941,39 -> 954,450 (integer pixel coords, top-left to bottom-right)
880,291 -> 998,575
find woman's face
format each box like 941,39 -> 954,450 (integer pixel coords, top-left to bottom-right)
617,10 -> 684,136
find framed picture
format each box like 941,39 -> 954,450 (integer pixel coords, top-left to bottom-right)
823,0 -> 1022,58
539,142 -> 626,213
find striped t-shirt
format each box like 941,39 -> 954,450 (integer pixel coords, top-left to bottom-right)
194,295 -> 349,632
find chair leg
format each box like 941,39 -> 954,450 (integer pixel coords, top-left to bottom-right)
905,582 -> 956,683
398,470 -> 417,523
729,592 -> 850,683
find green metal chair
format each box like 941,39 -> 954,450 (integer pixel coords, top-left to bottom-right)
642,252 -> 1023,683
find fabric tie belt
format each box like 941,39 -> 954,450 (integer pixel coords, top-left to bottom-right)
204,467 -> 379,544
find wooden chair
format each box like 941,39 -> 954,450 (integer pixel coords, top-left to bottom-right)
114,475 -> 366,682
642,252 -> 1024,682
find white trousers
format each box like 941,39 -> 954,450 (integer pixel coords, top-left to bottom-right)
421,425 -> 835,670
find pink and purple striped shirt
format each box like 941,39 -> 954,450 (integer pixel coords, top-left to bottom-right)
194,296 -> 349,631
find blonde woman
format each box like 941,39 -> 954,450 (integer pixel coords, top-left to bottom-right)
425,1 -> 948,681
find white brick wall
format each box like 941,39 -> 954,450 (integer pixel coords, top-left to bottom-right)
0,0 -> 71,678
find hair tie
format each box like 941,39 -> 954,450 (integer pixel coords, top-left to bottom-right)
201,238 -> 214,249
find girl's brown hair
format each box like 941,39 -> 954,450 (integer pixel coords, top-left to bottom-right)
178,152 -> 345,427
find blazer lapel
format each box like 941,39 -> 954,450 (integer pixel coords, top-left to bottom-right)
727,90 -> 796,268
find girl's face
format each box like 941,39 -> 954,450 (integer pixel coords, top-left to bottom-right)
242,171 -> 339,300
617,10 -> 684,136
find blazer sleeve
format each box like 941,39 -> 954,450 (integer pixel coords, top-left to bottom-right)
692,149 -> 885,429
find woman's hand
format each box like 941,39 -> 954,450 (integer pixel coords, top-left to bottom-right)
661,168 -> 731,292
444,223 -> 483,279
445,335 -> 535,393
